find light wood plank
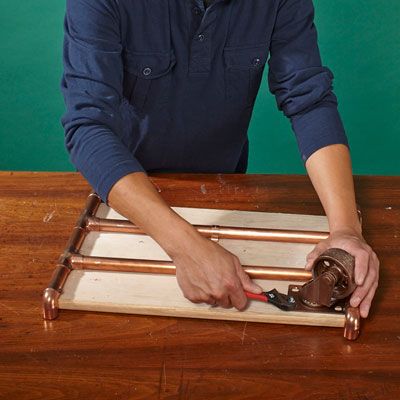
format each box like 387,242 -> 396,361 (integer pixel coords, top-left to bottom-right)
80,233 -> 314,268
59,271 -> 344,328
96,203 -> 330,232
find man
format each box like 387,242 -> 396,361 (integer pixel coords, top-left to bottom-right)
61,0 -> 379,317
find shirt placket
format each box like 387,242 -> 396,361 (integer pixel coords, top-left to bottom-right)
188,0 -> 225,75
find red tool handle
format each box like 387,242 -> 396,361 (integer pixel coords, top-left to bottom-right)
245,291 -> 268,303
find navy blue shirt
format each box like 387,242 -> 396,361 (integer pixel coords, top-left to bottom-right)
61,0 -> 348,204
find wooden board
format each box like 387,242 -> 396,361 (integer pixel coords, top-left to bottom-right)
58,205 -> 344,327
59,272 -> 344,327
96,203 -> 330,231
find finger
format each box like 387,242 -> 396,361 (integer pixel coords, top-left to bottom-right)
359,282 -> 378,318
212,285 -> 232,308
206,295 -> 218,306
222,268 -> 247,310
305,243 -> 327,270
185,288 -> 215,305
229,285 -> 247,311
306,248 -> 319,263
204,296 -> 219,305
188,297 -> 204,304
372,251 -> 380,273
305,257 -> 316,270
353,249 -> 370,286
237,267 -> 262,294
217,294 -> 232,309
350,257 -> 377,307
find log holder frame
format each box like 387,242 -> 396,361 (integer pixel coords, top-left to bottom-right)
42,192 -> 360,340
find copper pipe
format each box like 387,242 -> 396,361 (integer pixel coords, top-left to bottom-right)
43,288 -> 61,320
68,193 -> 101,252
42,264 -> 72,320
86,216 -> 328,244
43,192 -> 102,321
48,263 -> 71,290
344,306 -> 361,340
69,254 -> 312,281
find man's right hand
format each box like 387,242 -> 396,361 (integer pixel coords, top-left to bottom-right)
173,234 -> 263,310
108,172 -> 262,311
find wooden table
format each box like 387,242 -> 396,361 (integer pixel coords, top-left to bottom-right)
0,172 -> 399,399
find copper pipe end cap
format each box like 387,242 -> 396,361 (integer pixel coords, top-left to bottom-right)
42,288 -> 60,320
344,306 -> 361,340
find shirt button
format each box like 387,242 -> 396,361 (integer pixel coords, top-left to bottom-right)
193,6 -> 201,15
252,57 -> 261,66
142,67 -> 152,76
198,33 -> 205,42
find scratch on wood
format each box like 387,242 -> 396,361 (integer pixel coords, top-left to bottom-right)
158,360 -> 167,398
43,210 -> 56,223
200,184 -> 207,194
217,174 -> 226,186
241,321 -> 248,345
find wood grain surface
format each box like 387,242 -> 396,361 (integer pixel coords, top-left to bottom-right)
0,172 -> 399,400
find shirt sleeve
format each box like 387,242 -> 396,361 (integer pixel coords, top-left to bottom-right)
268,0 -> 349,162
61,0 -> 145,204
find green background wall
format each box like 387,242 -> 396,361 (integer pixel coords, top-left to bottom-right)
0,0 -> 399,175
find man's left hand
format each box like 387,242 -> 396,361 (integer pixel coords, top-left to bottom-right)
305,229 -> 379,318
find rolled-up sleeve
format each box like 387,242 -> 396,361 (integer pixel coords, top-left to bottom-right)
268,0 -> 348,162
61,0 -> 144,204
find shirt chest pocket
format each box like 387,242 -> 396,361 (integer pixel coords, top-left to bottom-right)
122,49 -> 176,113
223,43 -> 269,108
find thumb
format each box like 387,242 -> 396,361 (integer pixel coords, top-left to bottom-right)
305,252 -> 318,270
305,242 -> 328,270
237,267 -> 263,294
305,248 -> 321,270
